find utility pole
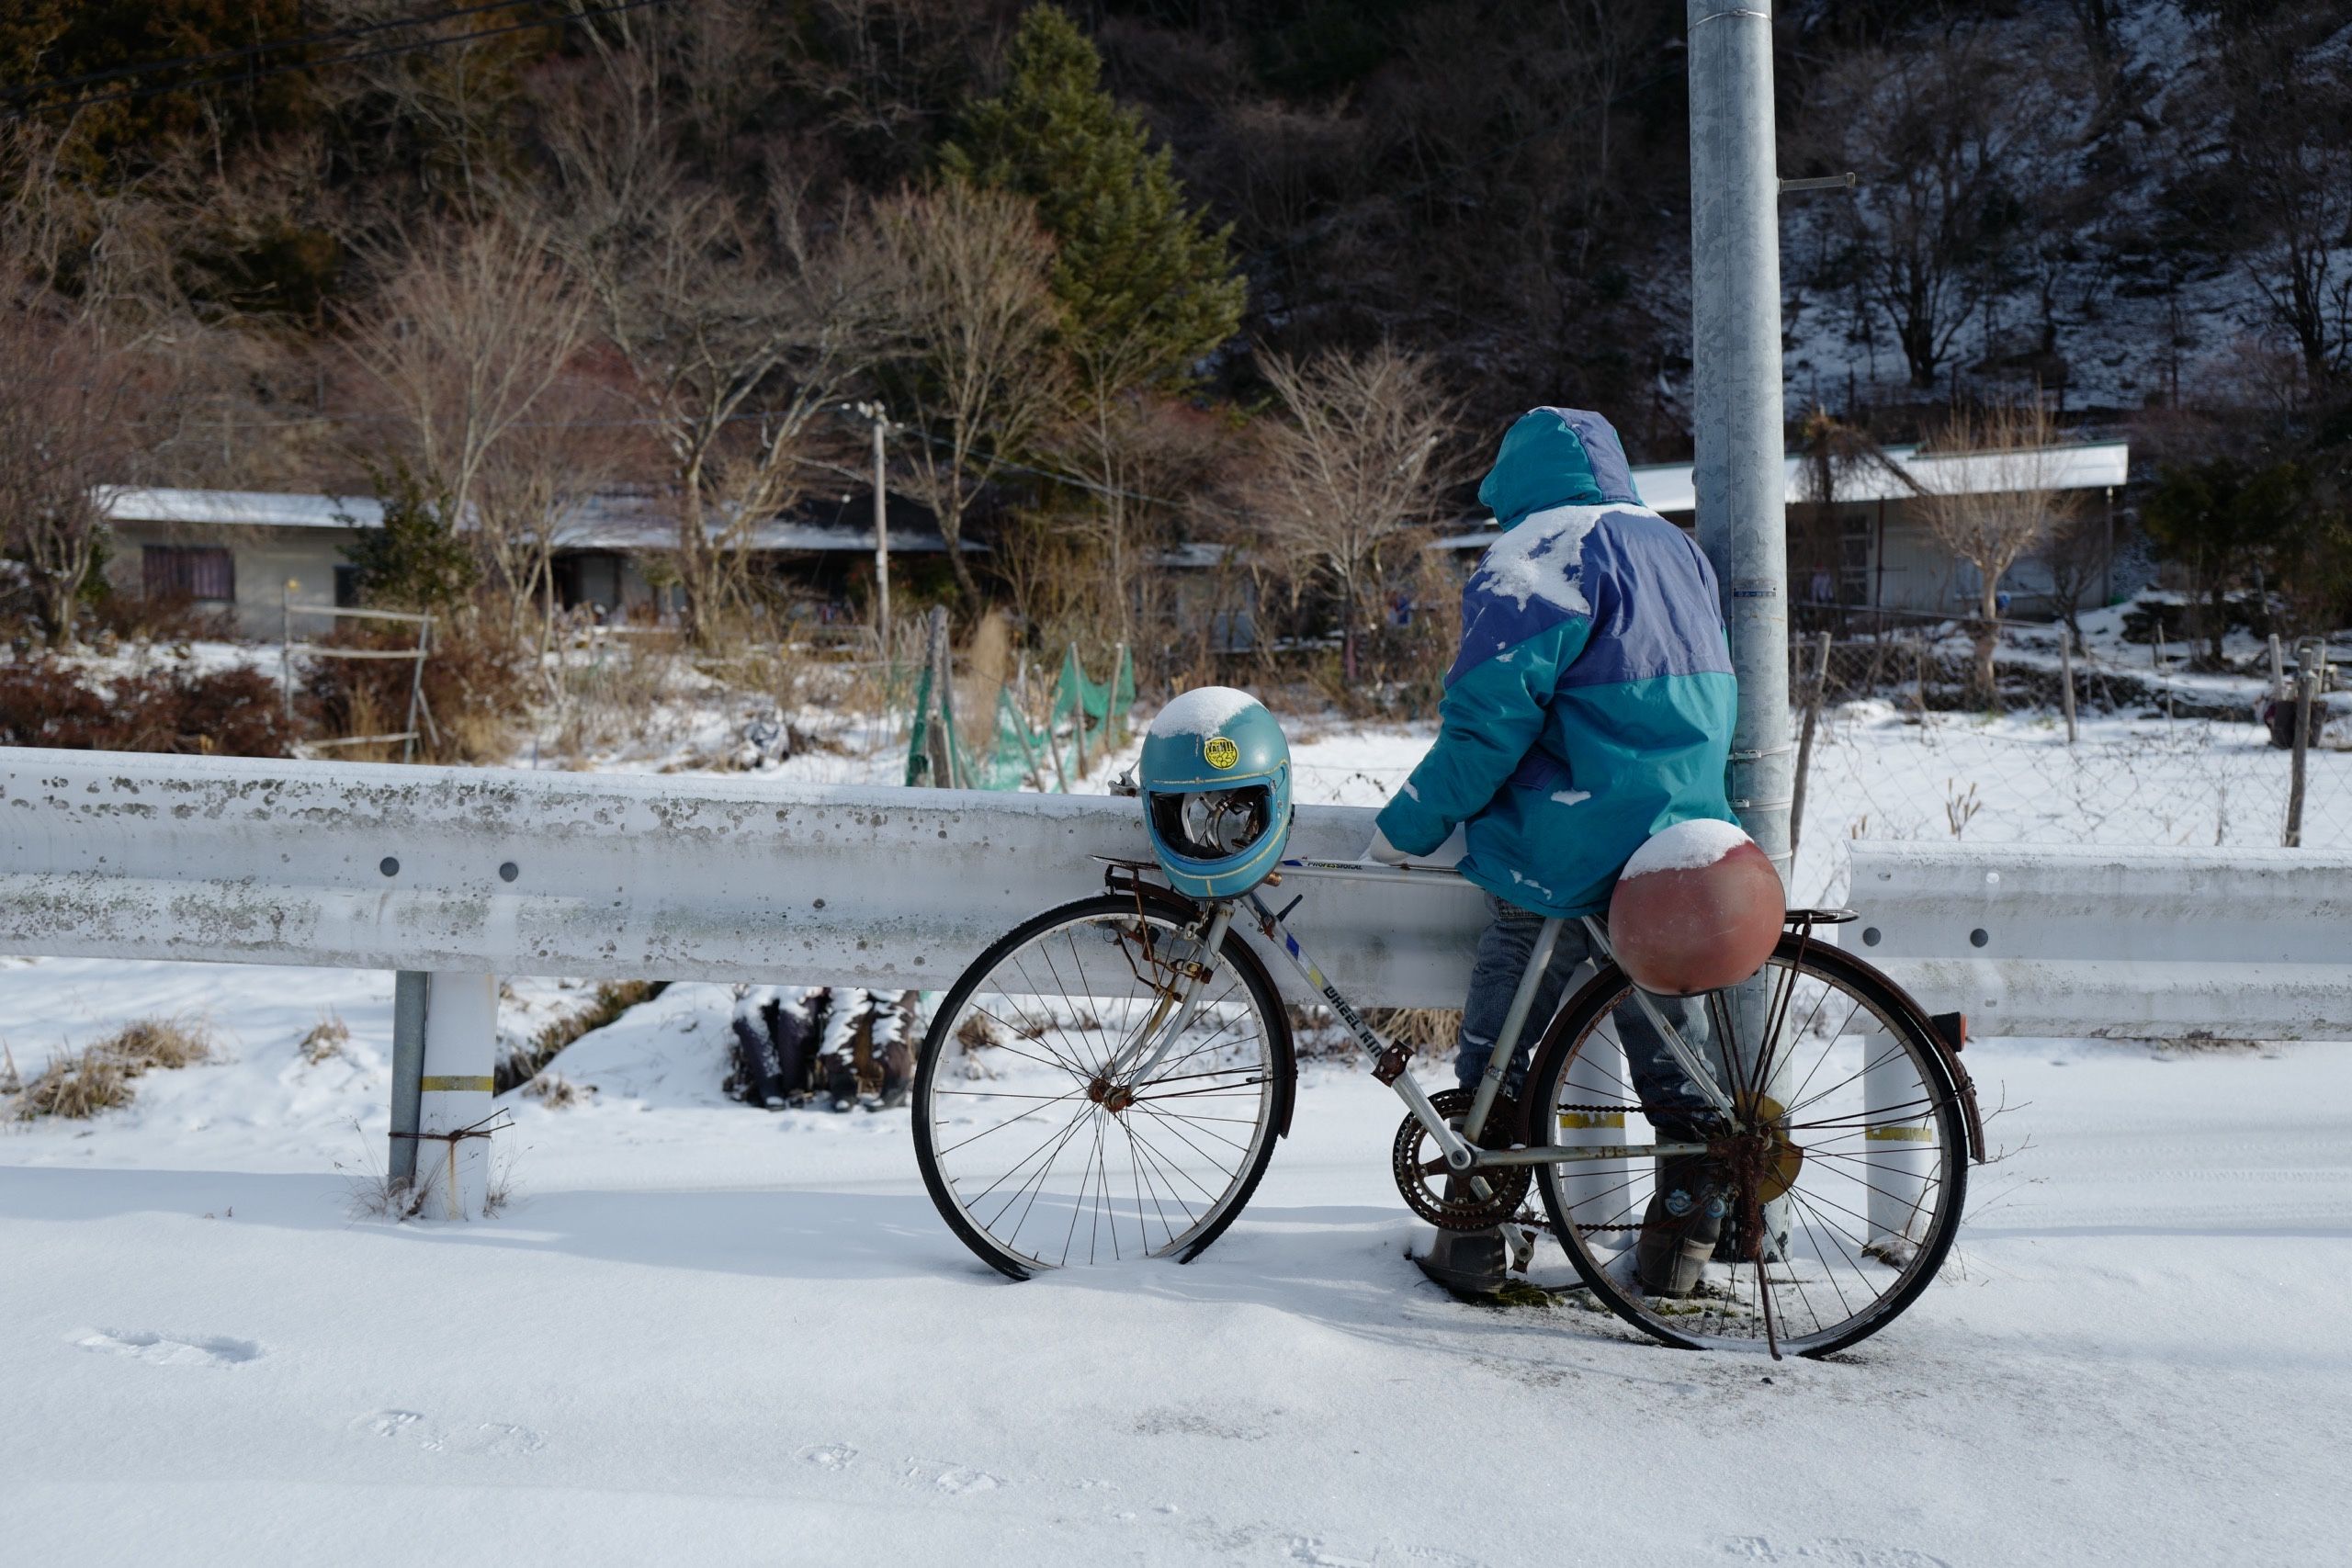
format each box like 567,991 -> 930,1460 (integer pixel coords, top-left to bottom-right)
856,401 -> 892,656
1687,0 -> 1792,886
1689,0 -> 1793,1265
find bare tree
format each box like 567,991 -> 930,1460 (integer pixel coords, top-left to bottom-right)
871,179 -> 1064,602
472,371 -> 636,640
0,310 -> 149,644
1043,325 -> 1208,647
2209,6 -> 2352,387
1805,28 -> 2064,390
1255,344 -> 1459,683
344,219 -> 590,615
533,38 -> 880,645
1916,398 -> 2081,705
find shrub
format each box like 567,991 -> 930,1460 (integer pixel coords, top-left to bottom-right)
298,1011 -> 350,1065
0,657 -> 293,756
300,615 -> 532,764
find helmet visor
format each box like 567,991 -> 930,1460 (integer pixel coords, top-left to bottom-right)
1150,785 -> 1273,863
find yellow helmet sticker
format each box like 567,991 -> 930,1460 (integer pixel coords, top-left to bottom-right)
1203,736 -> 1239,771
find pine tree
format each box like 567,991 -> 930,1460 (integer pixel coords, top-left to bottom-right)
945,6 -> 1243,389
340,461 -> 479,615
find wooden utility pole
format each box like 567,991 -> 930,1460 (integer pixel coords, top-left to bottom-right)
859,402 -> 892,656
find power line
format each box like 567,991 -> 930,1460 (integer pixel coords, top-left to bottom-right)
2,0 -> 676,125
0,1 -> 563,107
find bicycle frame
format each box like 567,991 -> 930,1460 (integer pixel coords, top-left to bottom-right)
1103,859 -> 1737,1178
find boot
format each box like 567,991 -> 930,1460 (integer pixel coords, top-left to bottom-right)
1413,1179 -> 1508,1295
1636,1156 -> 1730,1297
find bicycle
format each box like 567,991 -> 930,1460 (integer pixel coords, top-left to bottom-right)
913,852 -> 1985,1359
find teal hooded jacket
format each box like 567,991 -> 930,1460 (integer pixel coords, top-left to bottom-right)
1374,408 -> 1739,917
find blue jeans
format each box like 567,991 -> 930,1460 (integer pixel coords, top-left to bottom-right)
1456,896 -> 1716,1140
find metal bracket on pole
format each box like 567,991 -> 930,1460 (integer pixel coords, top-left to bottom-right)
1779,172 -> 1857,194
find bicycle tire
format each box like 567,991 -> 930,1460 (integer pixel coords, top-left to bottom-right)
1521,935 -> 1969,1357
914,889 -> 1295,1280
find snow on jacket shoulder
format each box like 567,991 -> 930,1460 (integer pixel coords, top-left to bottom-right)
1374,407 -> 1738,917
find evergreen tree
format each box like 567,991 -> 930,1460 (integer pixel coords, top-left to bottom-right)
339,461 -> 478,615
945,6 -> 1244,388
2143,457 -> 2301,665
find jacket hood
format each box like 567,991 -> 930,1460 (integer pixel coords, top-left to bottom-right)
1476,407 -> 1643,528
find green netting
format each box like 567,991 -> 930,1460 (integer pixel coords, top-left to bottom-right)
1044,644 -> 1134,782
906,644 -> 1131,793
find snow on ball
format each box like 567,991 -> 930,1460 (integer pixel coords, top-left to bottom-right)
1608,819 -> 1785,998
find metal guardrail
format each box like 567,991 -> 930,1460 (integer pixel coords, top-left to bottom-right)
0,746 -> 1492,1217
14,746 -> 2343,1209
1848,840 -> 2352,1042
0,747 -> 1486,1003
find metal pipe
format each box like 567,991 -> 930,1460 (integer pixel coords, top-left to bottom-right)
1687,0 -> 1792,883
389,971 -> 428,1191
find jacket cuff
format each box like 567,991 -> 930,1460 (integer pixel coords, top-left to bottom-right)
1374,795 -> 1447,857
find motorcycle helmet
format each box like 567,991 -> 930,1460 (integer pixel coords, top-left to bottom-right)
1137,687 -> 1293,899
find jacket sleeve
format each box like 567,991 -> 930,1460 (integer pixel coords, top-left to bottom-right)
1374,615 -> 1590,854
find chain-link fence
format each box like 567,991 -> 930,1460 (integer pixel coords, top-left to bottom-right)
1778,634 -> 2352,907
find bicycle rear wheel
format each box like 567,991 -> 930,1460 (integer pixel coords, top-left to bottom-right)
913,890 -> 1294,1280
1522,937 -> 1968,1357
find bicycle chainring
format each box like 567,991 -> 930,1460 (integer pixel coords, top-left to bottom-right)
1392,1088 -> 1532,1233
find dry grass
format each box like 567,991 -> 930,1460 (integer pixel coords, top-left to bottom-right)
298,1010 -> 350,1065
12,1017 -> 215,1121
1363,1007 -> 1462,1051
520,1072 -> 593,1108
494,980 -> 667,1093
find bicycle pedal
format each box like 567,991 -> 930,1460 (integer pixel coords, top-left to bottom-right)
1506,1224 -> 1537,1275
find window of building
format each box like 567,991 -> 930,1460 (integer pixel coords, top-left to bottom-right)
334,565 -> 361,608
141,546 -> 235,603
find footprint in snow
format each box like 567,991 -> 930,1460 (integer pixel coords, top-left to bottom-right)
352,1409 -> 547,1456
78,1330 -> 261,1368
797,1443 -> 858,1471
1719,1539 -> 1952,1568
903,1459 -> 1002,1495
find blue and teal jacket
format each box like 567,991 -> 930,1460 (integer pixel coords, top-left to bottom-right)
1375,407 -> 1738,917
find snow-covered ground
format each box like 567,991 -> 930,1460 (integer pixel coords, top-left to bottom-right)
4,964 -> 2347,1564
6,673 -> 2351,1563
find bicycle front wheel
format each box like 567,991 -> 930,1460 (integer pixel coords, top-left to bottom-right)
913,891 -> 1294,1280
1523,938 -> 1968,1357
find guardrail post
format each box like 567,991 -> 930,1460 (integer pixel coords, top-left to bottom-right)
389,971 -> 428,1192
416,971 -> 500,1219
1863,1031 -> 1933,1257
1556,1033 -> 1630,1229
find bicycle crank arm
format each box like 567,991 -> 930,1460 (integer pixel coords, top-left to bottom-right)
1472,1140 -> 1714,1168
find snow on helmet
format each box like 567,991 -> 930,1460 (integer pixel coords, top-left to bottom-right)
1138,687 -> 1292,900
1608,819 -> 1784,997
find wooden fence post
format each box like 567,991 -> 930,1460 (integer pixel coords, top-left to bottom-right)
2060,635 -> 2077,745
2285,643 -> 2314,848
1789,631 -> 1833,866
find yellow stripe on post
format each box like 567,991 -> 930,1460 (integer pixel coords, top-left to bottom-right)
1864,1125 -> 1932,1143
1557,1111 -> 1626,1131
420,1075 -> 495,1093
